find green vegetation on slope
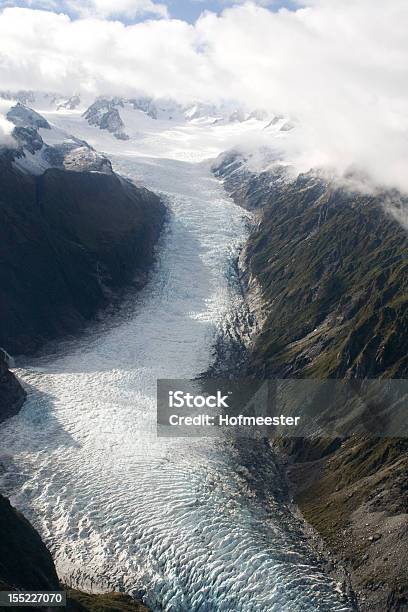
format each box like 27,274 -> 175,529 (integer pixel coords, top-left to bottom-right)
244,175 -> 408,379
214,153 -> 408,611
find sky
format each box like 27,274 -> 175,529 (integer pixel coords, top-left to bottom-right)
165,1 -> 296,23
0,0 -> 408,193
0,0 -> 297,22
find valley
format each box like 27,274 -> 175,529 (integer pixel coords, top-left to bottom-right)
0,96 -> 406,611
0,102 -> 354,611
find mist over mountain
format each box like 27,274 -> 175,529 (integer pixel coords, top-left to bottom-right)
0,0 -> 408,192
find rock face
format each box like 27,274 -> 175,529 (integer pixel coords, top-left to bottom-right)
0,349 -> 26,422
291,437 -> 408,612
129,96 -> 158,119
0,494 -> 60,591
214,152 -> 408,611
6,103 -> 113,176
248,177 -> 408,378
83,99 -> 129,140
7,102 -> 50,130
57,95 -> 80,111
0,155 -> 166,355
213,151 -> 288,212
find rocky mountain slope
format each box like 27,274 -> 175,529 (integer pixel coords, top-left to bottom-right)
214,152 -> 408,379
7,103 -> 113,175
81,95 -> 272,138
0,350 -> 26,423
0,494 -> 150,611
0,105 -> 166,356
214,152 -> 408,611
83,98 -> 130,140
0,494 -> 60,593
0,90 -> 82,112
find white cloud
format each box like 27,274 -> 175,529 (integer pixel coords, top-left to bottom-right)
0,1 -> 407,192
0,115 -> 14,145
0,101 -> 16,146
0,0 -> 168,18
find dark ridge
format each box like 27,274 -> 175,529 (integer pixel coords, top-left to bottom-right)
0,157 -> 166,356
0,494 -> 60,592
0,349 -> 26,423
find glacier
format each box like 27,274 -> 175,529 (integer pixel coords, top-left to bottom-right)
0,107 -> 351,611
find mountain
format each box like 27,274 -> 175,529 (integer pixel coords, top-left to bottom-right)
214,152 -> 408,378
81,95 -> 273,138
82,96 -> 185,138
213,151 -> 408,611
1,91 -> 280,143
0,106 -> 166,356
0,90 -> 82,111
83,98 -> 130,140
6,103 -> 113,176
0,494 -> 60,592
0,349 -> 26,423
7,103 -> 50,130
129,96 -> 185,121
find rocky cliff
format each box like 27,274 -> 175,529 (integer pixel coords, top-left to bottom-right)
0,494 -> 60,592
0,135 -> 166,356
214,152 -> 408,611
83,99 -> 129,140
0,349 -> 26,423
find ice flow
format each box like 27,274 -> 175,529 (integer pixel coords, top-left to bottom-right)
0,113 -> 351,611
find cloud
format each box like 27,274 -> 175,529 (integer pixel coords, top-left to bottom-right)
0,1 -> 407,192
0,100 -> 16,146
0,0 -> 168,19
0,115 -> 14,145
196,1 -> 408,191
